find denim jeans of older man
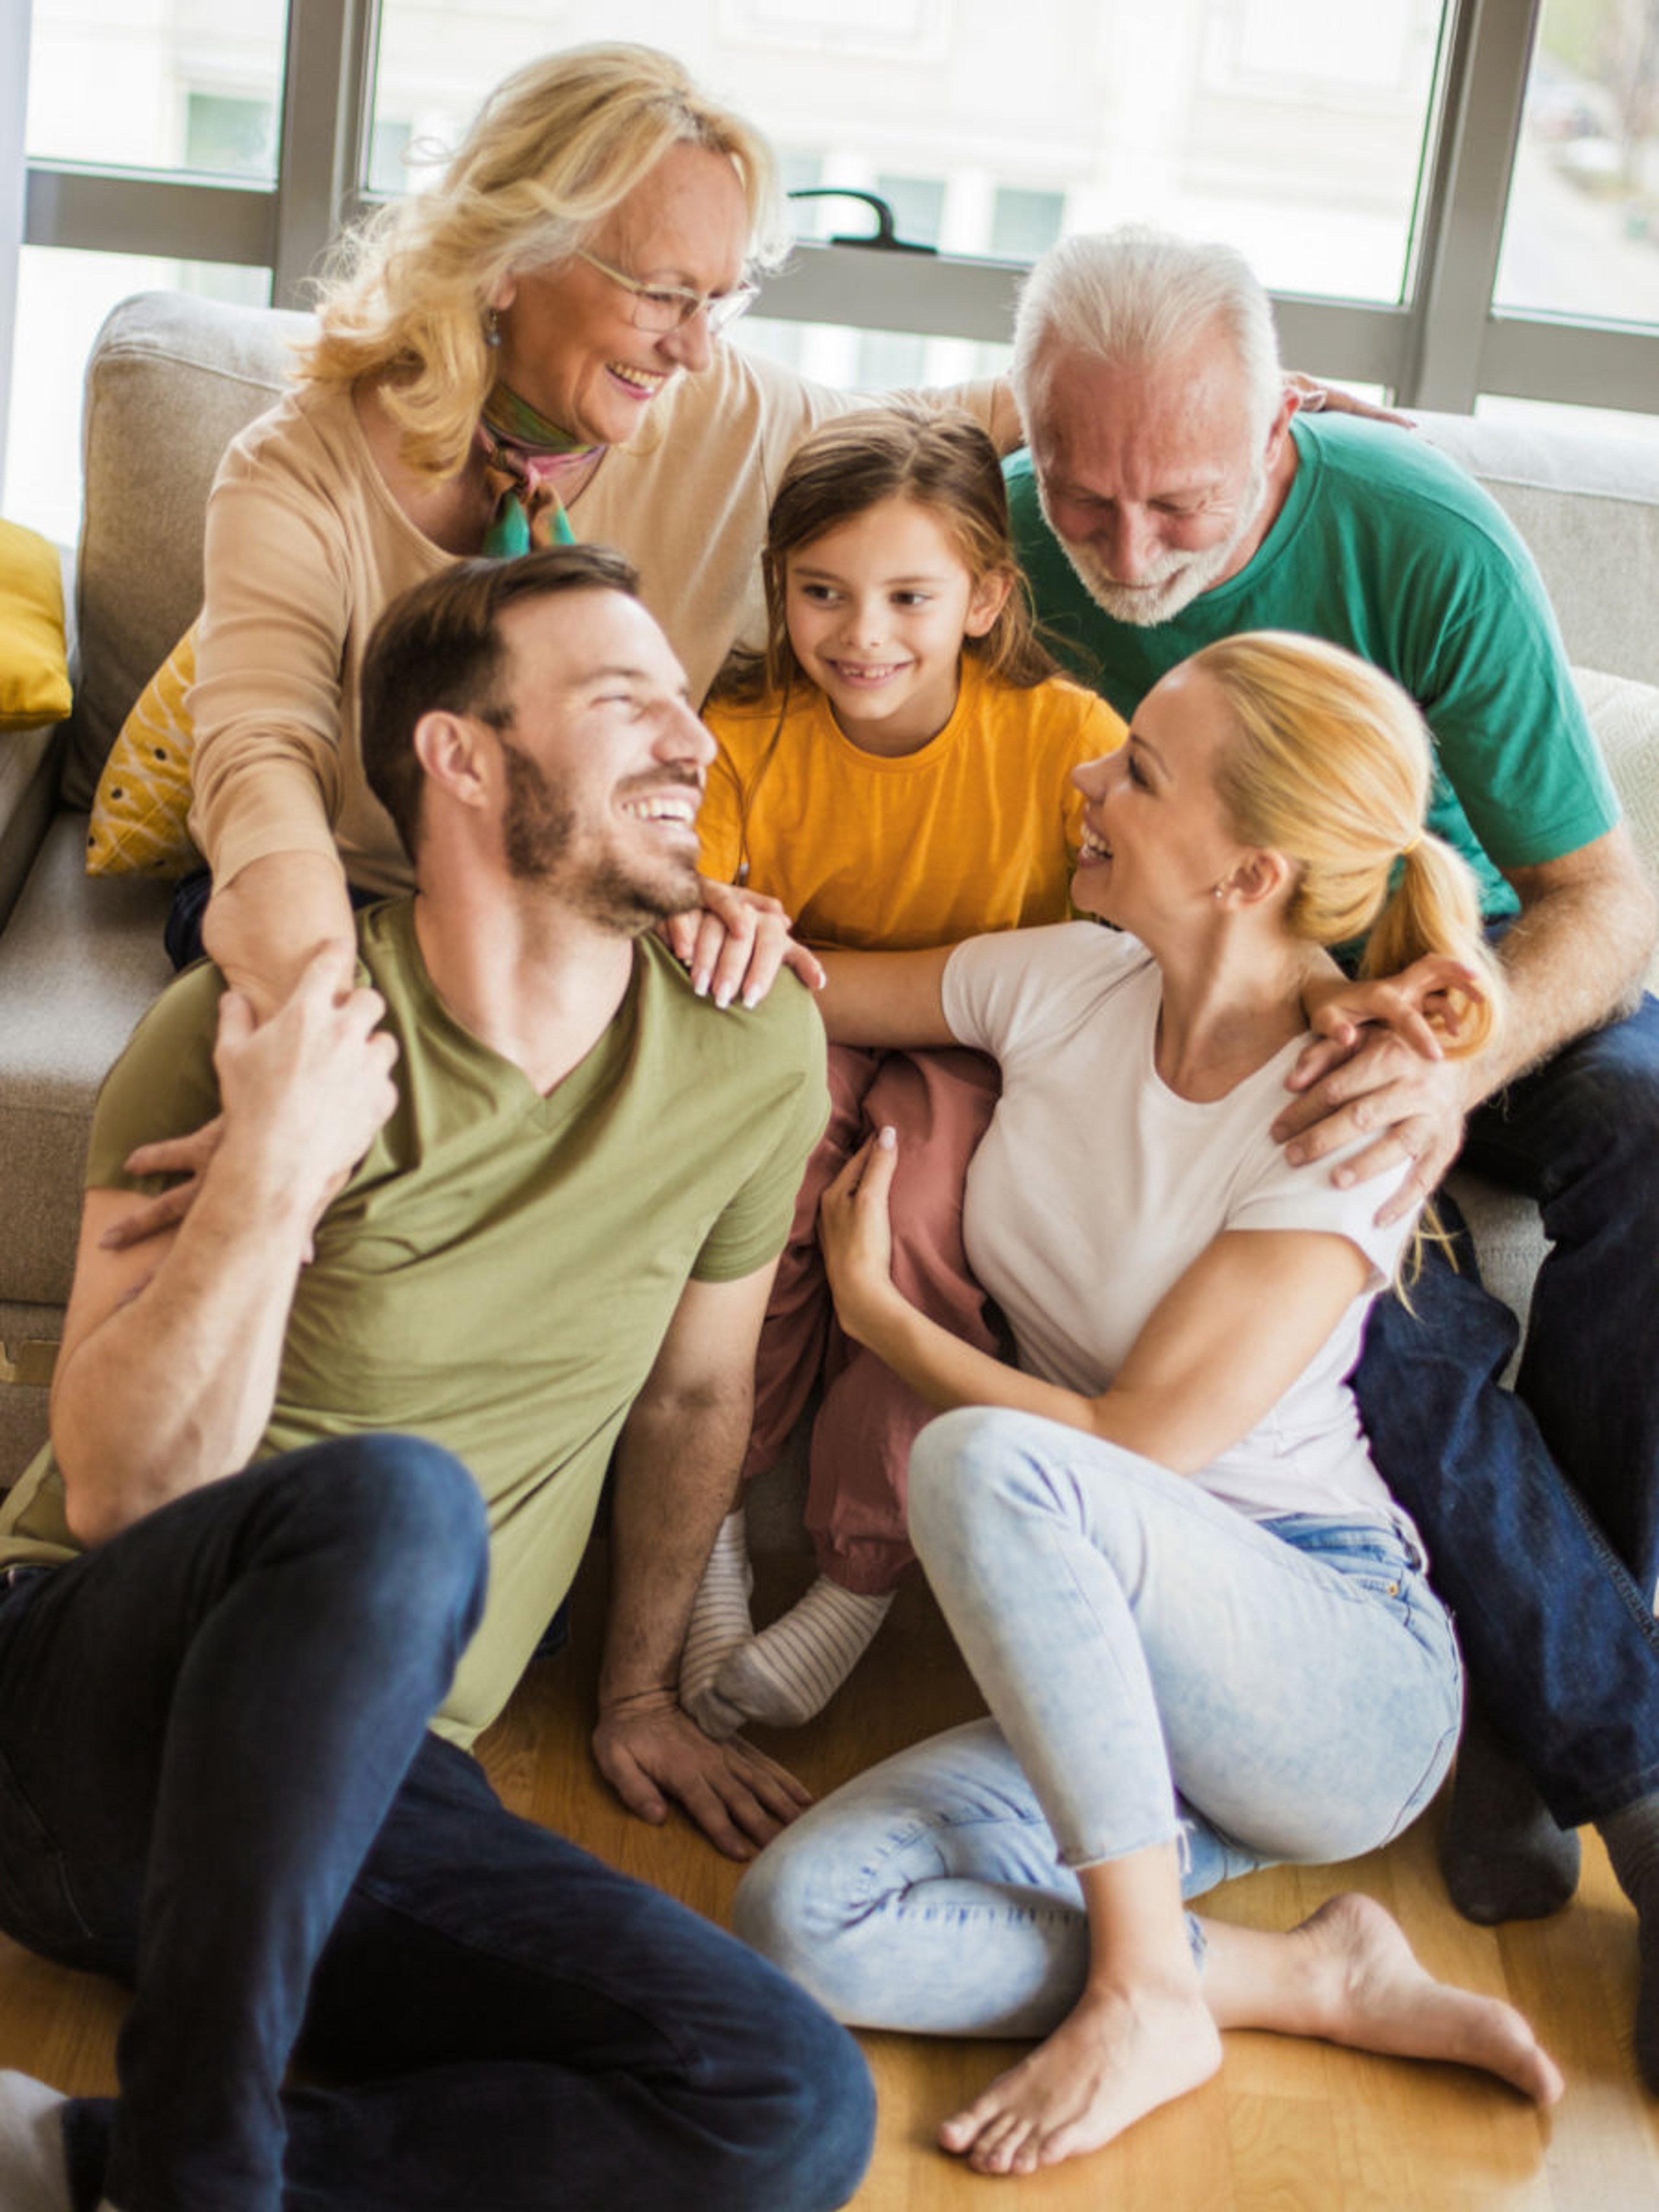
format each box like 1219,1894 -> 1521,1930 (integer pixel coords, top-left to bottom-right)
734,1407 -> 1462,2034
1353,990 -> 1659,1831
0,1438 -> 874,2212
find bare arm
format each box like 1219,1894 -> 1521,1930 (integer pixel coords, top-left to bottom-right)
820,1131 -> 1370,1473
1275,826 -> 1658,1223
593,1264 -> 812,1859
202,849 -> 358,1024
815,944 -> 957,1049
51,953 -> 398,1545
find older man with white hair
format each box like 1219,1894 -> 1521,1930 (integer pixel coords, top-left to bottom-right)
1006,223 -> 1659,2086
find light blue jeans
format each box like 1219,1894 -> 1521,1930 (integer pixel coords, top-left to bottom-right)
735,1405 -> 1462,2037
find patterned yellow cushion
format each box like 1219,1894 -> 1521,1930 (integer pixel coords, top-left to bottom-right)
0,517 -> 73,732
86,622 -> 202,878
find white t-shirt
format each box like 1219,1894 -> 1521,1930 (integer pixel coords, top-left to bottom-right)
943,923 -> 1418,1528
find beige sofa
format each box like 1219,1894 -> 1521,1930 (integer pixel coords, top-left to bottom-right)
2,288 -> 1658,1497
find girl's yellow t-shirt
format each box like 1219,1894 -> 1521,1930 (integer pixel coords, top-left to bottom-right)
699,658 -> 1125,951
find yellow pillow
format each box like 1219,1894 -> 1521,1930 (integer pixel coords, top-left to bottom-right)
0,518 -> 73,732
86,623 -> 202,878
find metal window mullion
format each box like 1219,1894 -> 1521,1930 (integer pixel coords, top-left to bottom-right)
22,165 -> 275,266
1400,0 -> 1539,411
760,240 -> 1416,391
1478,315 -> 1659,413
271,0 -> 378,307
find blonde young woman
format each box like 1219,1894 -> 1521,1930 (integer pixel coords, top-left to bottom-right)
733,632 -> 1562,2177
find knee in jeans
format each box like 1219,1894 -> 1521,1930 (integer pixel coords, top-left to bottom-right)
708,1973 -> 876,2212
278,1434 -> 489,1629
732,1838 -> 849,2011
908,1405 -> 1077,1569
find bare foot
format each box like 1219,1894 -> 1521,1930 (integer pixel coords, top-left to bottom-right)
1277,1892 -> 1564,2105
938,1980 -> 1222,2176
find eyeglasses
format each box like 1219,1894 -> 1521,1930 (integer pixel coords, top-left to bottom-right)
576,248 -> 759,338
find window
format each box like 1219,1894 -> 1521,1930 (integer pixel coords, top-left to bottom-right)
1494,0 -> 1659,327
11,0 -> 1659,534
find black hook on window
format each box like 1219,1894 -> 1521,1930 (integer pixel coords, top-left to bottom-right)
787,188 -> 937,255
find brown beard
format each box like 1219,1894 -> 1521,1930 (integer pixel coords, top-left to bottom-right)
499,742 -> 701,931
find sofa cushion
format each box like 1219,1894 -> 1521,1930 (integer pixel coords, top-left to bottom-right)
0,816 -> 172,1308
1573,666 -> 1659,991
1418,413 -> 1659,691
87,624 -> 201,877
60,291 -> 314,810
0,519 -> 73,734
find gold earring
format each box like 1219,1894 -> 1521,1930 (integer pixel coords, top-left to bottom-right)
484,306 -> 502,350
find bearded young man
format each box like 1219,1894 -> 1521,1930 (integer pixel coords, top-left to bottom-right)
0,546 -> 873,2212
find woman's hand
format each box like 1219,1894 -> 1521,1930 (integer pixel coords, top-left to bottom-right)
659,877 -> 827,1008
1285,372 -> 1413,430
1301,954 -> 1484,1068
819,1127 -> 904,1344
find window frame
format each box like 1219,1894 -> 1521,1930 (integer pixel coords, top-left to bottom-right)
17,0 -> 1659,418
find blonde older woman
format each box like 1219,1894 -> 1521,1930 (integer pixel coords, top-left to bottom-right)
734,633 -> 1561,2177
175,43 -> 1015,1013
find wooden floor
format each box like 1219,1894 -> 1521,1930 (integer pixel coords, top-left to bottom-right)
4,1554 -> 1658,2210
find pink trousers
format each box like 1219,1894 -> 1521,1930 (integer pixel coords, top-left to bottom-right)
743,1043 -> 1001,1593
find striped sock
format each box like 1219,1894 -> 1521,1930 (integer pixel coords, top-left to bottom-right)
0,2073 -> 71,2212
680,1508 -> 755,1739
712,1576 -> 894,1728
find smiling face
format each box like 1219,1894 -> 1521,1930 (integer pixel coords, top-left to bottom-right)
782,495 -> 1009,756
1028,332 -> 1294,627
493,142 -> 751,447
1070,661 -> 1252,939
489,587 -> 713,930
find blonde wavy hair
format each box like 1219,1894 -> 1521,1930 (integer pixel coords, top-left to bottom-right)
302,43 -> 786,480
1195,631 -> 1503,1059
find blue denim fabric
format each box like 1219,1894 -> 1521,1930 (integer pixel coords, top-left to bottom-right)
1354,988 -> 1659,1829
0,1440 -> 874,2212
735,1406 -> 1460,2039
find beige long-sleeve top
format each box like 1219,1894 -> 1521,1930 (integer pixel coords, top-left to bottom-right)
188,349 -> 1001,896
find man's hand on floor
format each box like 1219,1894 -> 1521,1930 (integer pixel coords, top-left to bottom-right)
594,1689 -> 813,1860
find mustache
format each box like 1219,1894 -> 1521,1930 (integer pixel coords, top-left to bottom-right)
615,765 -> 704,799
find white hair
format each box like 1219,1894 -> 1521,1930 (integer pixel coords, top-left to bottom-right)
1011,225 -> 1283,440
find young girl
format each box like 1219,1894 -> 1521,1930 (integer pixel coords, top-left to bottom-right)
682,401 -> 1126,1735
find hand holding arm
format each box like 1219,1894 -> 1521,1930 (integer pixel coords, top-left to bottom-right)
51,949 -> 398,1543
1274,828 -> 1656,1223
203,849 -> 358,1023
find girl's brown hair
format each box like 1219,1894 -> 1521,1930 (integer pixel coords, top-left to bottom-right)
710,400 -> 1057,709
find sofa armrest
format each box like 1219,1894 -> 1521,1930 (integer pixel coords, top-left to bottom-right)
0,721 -> 66,932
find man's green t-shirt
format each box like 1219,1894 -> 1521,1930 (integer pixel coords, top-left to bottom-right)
0,900 -> 828,1746
1008,414 -> 1621,923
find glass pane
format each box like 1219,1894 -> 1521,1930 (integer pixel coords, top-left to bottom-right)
1494,0 -> 1659,327
3,248 -> 273,547
736,315 -> 1003,395
27,0 -> 288,180
367,0 -> 1448,303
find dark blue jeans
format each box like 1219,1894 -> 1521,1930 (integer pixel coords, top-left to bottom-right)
1354,989 -> 1659,1830
0,1440 -> 874,2212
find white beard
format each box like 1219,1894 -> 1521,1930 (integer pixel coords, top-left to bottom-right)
1046,457 -> 1268,628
